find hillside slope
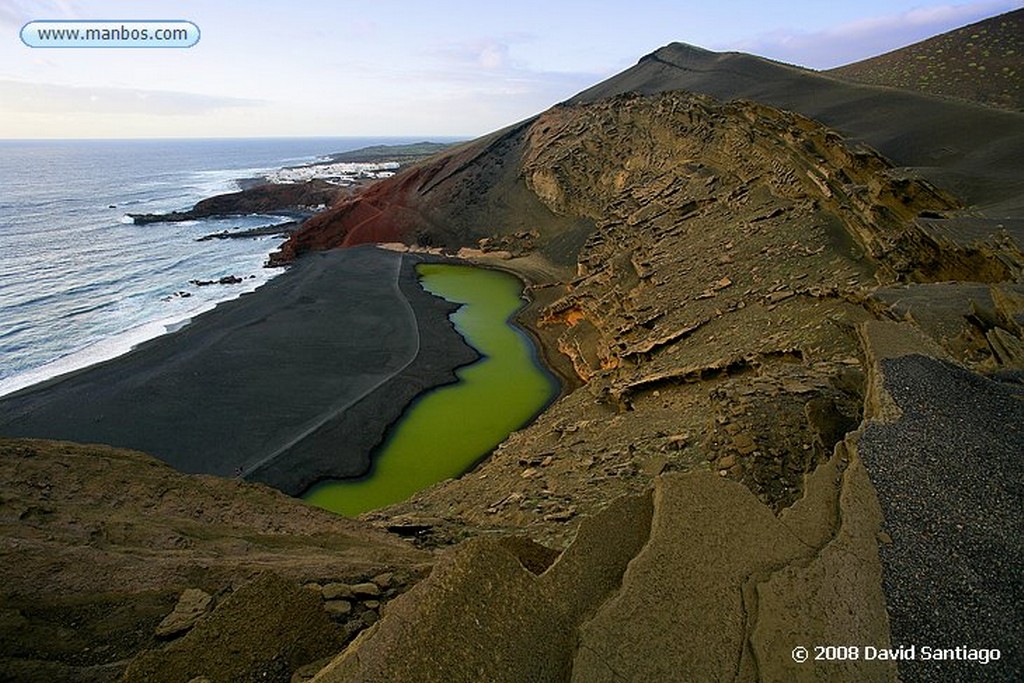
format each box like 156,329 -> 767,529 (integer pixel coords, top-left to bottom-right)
827,8 -> 1024,111
568,41 -> 1024,216
276,39 -> 1024,266
0,438 -> 430,682
270,121 -> 593,267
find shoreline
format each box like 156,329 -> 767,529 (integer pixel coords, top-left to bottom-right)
0,245 -> 479,497
1,139 -> 453,400
246,249 -> 483,495
508,274 -> 581,400
0,267 -> 284,399
302,261 -> 562,515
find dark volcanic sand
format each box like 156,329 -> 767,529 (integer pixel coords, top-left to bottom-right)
859,355 -> 1024,682
0,245 -> 477,496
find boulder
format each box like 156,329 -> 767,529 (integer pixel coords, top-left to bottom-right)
155,588 -> 212,639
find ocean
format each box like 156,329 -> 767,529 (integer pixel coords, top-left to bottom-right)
0,137 -> 432,397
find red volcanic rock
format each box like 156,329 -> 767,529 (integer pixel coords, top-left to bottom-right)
279,169 -> 435,257
271,120 -> 587,265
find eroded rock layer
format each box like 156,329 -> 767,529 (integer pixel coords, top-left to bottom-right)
343,89 -> 1022,680
367,91 -> 1022,544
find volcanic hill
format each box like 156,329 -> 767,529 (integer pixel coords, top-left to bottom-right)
827,8 -> 1024,111
3,16 -> 1024,683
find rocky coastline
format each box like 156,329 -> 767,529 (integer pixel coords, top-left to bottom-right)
126,178 -> 348,225
195,220 -> 300,242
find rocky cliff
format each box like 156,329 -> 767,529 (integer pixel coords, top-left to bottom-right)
355,86 -> 1022,538
128,179 -> 348,225
268,122 -> 593,266
283,40 -> 1022,683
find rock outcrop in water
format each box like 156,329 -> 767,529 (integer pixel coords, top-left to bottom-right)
127,179 -> 349,224
3,15 -> 1023,682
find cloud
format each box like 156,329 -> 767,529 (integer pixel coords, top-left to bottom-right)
312,35 -> 605,135
0,80 -> 264,116
0,0 -> 80,28
431,36 -> 533,72
477,41 -> 511,70
412,34 -> 602,99
725,1 -> 1023,69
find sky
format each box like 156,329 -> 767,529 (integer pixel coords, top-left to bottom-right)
1,0 -> 1021,139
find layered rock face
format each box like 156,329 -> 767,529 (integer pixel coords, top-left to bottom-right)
366,90 -> 1021,537
338,91 -> 1022,680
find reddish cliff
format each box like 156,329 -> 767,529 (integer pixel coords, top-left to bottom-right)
270,166 -> 440,263
269,120 -> 592,266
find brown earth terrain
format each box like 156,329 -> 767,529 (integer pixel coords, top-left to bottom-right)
2,17 -> 1023,683
0,438 -> 429,683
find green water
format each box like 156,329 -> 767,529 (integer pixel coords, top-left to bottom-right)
303,263 -> 558,516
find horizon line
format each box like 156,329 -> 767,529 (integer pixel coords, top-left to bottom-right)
0,134 -> 472,143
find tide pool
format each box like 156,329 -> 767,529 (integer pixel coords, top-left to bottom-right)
304,262 -> 558,516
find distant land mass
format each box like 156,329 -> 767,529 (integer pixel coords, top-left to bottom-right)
127,142 -> 455,231
1,10 -> 1022,683
325,141 -> 458,164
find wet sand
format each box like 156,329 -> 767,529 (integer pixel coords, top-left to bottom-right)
0,245 -> 477,496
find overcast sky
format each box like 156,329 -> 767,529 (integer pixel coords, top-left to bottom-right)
1,0 -> 1020,139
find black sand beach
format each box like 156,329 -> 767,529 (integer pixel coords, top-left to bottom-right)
0,245 -> 477,496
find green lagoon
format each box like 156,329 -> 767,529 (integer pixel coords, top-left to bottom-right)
304,262 -> 559,516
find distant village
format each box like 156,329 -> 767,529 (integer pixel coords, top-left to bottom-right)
264,161 -> 399,186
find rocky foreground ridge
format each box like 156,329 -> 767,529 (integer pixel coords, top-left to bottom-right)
3,24 -> 1024,683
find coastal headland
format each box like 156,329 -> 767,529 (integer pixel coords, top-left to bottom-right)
2,10 -> 1023,682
